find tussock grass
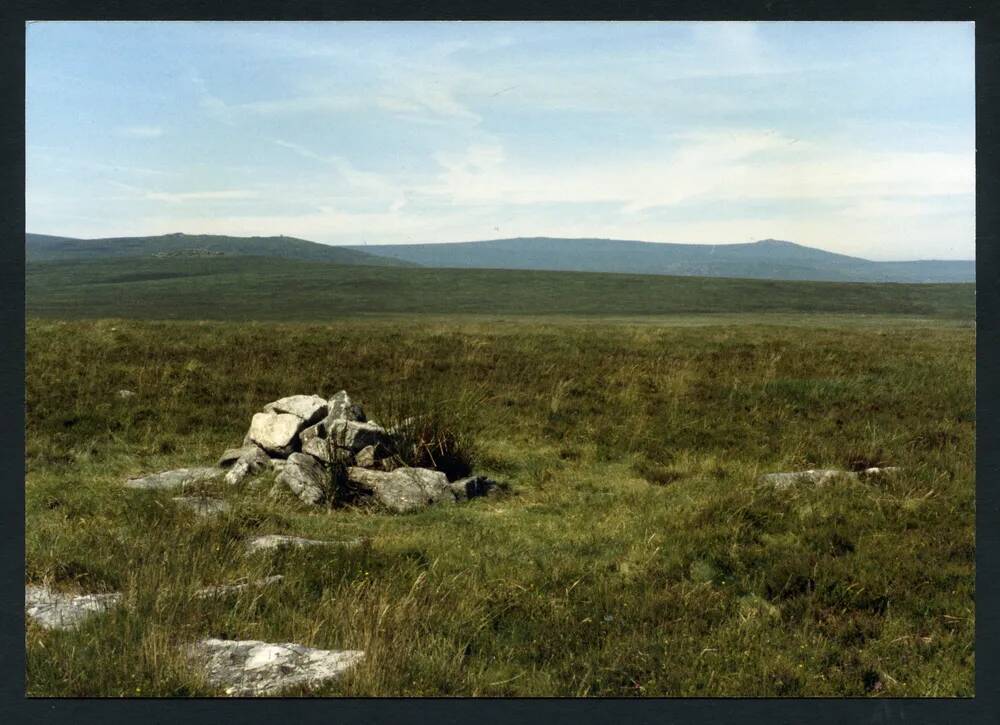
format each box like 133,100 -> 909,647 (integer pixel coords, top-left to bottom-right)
25,316 -> 974,696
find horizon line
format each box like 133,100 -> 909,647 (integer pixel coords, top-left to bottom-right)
24,230 -> 977,263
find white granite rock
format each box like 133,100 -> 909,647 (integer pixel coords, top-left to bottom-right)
246,412 -> 304,457
225,447 -> 272,486
346,466 -> 455,513
187,638 -> 364,696
25,585 -> 122,631
263,395 -> 328,426
125,467 -> 222,491
244,534 -> 363,554
276,453 -> 328,505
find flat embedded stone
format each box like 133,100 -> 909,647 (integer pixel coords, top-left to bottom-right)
187,638 -> 364,696
172,496 -> 232,516
244,535 -> 364,554
759,469 -> 857,490
25,585 -> 122,631
449,475 -> 497,501
125,467 -> 222,491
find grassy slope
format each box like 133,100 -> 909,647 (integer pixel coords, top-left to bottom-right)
26,317 -> 974,696
27,256 -> 975,320
25,232 -> 414,267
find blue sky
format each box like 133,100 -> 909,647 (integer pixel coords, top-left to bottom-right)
26,21 -> 975,260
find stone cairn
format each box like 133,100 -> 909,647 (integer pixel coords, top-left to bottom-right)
219,390 -> 496,513
30,389 -> 902,694
26,390 -> 499,695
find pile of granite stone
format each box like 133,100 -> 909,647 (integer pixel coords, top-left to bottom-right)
218,391 -> 496,513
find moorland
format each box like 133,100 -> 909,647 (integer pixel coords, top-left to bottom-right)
24,244 -> 975,696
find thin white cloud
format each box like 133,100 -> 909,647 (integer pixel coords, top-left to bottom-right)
270,138 -> 403,204
118,125 -> 165,139
102,180 -> 260,203
418,131 -> 973,214
143,190 -> 260,203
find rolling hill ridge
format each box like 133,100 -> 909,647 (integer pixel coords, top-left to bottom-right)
25,233 -> 414,267
349,237 -> 974,283
25,233 -> 974,283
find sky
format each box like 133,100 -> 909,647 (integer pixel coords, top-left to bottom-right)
26,21 -> 975,260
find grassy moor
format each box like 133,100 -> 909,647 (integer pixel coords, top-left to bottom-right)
26,256 -> 974,321
25,314 -> 974,696
24,20 -> 977,702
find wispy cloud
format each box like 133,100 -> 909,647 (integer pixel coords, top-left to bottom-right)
270,138 -> 404,206
419,130 -> 973,214
118,125 -> 165,139
104,180 -> 260,203
143,189 -> 259,203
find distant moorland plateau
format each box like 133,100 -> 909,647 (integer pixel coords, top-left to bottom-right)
27,233 -> 974,283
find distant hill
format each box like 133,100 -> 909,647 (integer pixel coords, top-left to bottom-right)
26,255 -> 974,320
25,233 -> 414,267
348,237 -> 975,283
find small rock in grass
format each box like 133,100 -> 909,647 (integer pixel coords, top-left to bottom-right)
244,534 -> 364,554
858,466 -> 902,479
187,638 -> 364,696
25,585 -> 122,631
346,466 -> 454,513
246,412 -> 304,457
448,475 -> 497,501
193,575 -> 284,600
263,395 -> 328,426
116,389 -> 135,399
172,496 -> 231,517
759,467 -> 901,489
758,469 -> 858,490
276,453 -> 329,505
125,467 -> 222,491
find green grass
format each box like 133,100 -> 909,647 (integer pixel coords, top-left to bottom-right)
25,316 -> 974,697
26,256 -> 975,320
